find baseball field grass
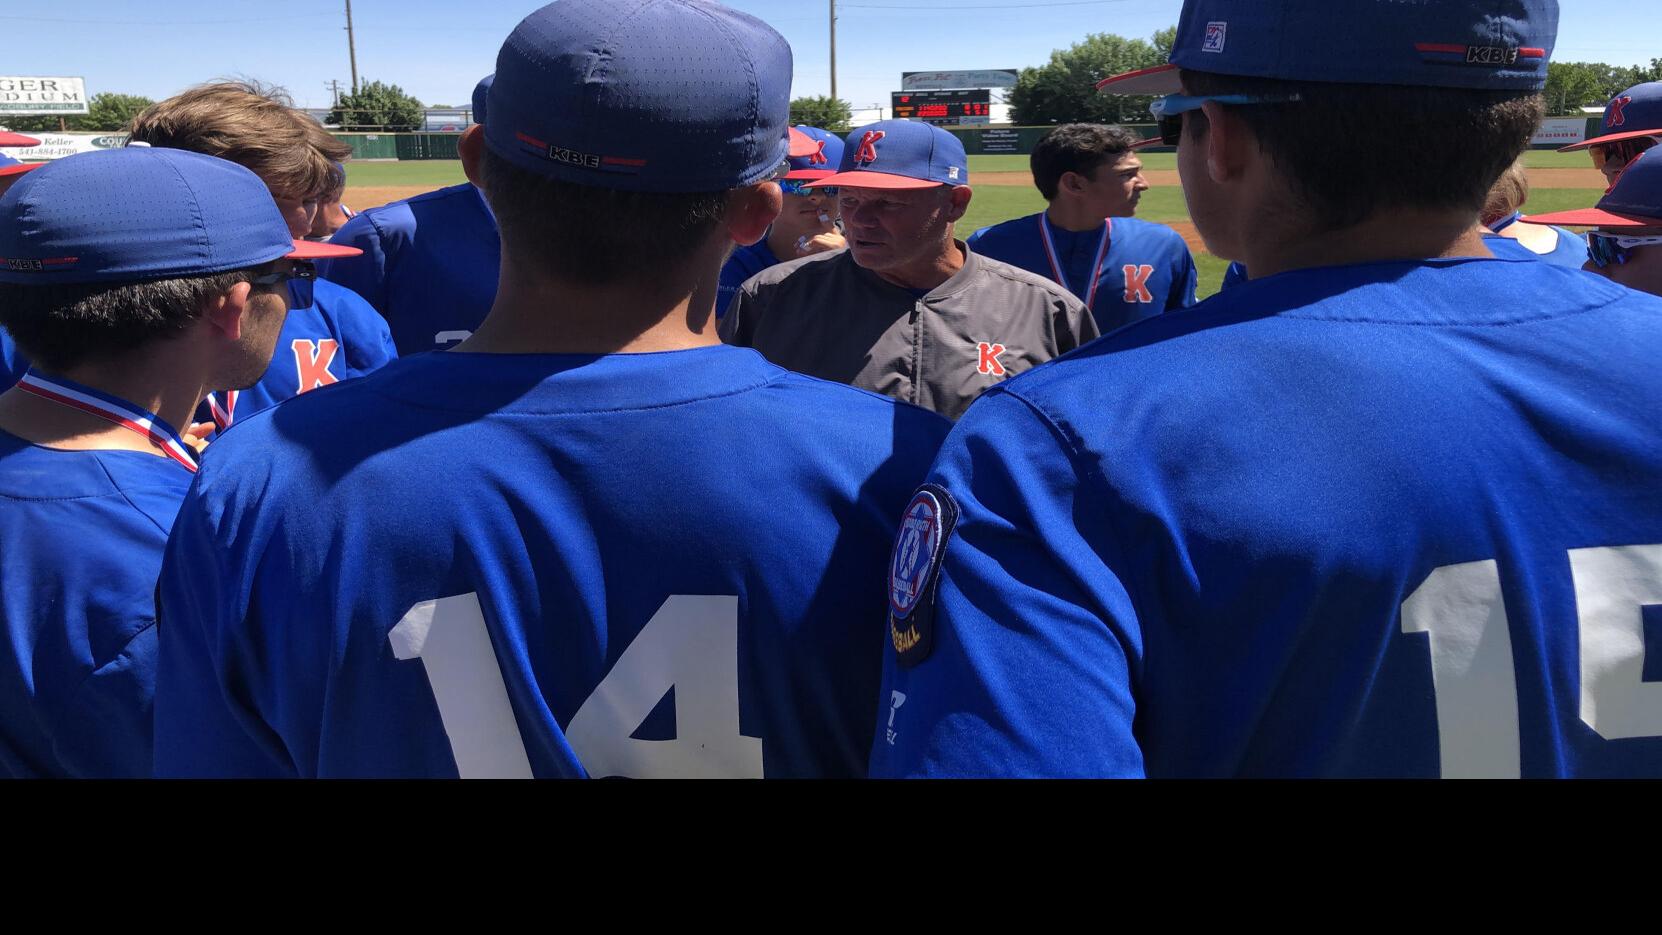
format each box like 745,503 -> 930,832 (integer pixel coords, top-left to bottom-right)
343,147 -> 1608,299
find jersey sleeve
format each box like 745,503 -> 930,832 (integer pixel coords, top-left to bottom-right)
327,282 -> 400,377
153,486 -> 297,778
869,388 -> 1145,778
1171,240 -> 1199,309
318,214 -> 392,317
49,622 -> 158,778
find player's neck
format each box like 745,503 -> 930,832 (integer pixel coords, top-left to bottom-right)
1045,200 -> 1110,234
872,238 -> 965,291
461,259 -> 721,355
1244,210 -> 1492,279
0,352 -> 209,456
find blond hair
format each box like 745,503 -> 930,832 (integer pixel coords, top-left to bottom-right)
127,80 -> 352,202
1482,157 -> 1530,226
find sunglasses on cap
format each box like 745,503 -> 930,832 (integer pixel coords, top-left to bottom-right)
1150,92 -> 1304,146
779,178 -> 836,197
1586,230 -> 1662,268
1590,136 -> 1661,173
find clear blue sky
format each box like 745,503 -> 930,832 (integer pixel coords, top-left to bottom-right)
4,1 -> 1659,112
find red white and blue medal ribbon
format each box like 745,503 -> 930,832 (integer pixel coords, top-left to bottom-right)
205,390 -> 238,432
16,371 -> 198,472
1039,214 -> 1112,309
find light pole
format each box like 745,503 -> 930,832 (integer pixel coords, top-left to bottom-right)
829,0 -> 838,102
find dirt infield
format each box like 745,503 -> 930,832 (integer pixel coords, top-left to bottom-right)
344,165 -> 1610,212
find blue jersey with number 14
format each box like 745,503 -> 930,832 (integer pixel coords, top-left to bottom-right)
873,257 -> 1662,778
156,346 -> 948,778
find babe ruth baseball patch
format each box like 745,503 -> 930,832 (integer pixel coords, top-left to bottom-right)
888,484 -> 960,667
1203,22 -> 1226,53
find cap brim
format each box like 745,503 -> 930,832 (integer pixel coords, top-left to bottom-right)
287,239 -> 363,260
805,171 -> 949,190
1558,128 -> 1662,152
783,168 -> 837,180
787,128 -> 820,158
1521,207 -> 1662,228
0,161 -> 43,178
0,132 -> 40,147
1096,63 -> 1181,95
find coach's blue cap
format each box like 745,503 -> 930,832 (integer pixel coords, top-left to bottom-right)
472,74 -> 493,127
1098,0 -> 1557,95
785,126 -> 844,180
0,147 -> 360,284
485,0 -> 793,193
1523,151 -> 1662,228
807,120 -> 968,190
1560,81 -> 1662,152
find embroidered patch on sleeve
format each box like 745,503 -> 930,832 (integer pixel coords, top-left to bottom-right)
888,484 -> 961,667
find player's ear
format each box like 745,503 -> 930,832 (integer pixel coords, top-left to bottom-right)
1059,171 -> 1085,195
725,181 -> 783,247
1199,100 -> 1251,184
459,124 -> 487,190
202,280 -> 254,342
945,185 -> 972,222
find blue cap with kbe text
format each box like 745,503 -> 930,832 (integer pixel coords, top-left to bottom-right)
1099,0 -> 1558,96
485,0 -> 793,193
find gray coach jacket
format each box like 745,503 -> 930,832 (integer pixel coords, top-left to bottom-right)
719,243 -> 1098,420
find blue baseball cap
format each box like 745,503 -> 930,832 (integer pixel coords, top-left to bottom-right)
807,120 -> 968,191
1560,81 -> 1662,152
785,126 -> 844,180
485,0 -> 793,194
0,147 -> 360,284
1523,150 -> 1662,228
472,74 -> 493,127
1098,0 -> 1557,95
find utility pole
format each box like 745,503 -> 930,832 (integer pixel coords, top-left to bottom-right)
345,0 -> 360,94
829,0 -> 838,102
326,80 -> 343,110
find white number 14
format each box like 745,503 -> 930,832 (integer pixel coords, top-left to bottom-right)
390,593 -> 763,779
1401,544 -> 1662,778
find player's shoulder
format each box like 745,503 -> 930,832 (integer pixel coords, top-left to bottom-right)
967,212 -> 1042,246
343,183 -> 478,239
1115,216 -> 1190,250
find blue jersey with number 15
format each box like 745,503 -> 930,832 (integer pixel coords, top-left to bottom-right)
155,346 -> 948,778
873,258 -> 1662,778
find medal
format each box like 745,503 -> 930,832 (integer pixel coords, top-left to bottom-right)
1039,214 -> 1113,309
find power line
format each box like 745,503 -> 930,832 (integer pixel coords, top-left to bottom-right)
0,12 -> 335,26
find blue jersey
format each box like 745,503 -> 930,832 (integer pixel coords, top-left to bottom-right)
0,436 -> 191,777
0,330 -> 24,388
155,346 -> 949,778
317,183 -> 501,356
717,239 -> 780,318
220,277 -> 397,425
968,213 -> 1197,333
873,258 -> 1662,778
1221,261 -> 1248,291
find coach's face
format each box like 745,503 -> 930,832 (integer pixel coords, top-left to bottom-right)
837,184 -> 971,276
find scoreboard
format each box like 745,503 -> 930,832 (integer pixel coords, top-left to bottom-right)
891,89 -> 992,126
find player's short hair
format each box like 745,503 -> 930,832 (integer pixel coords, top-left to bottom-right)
1178,69 -> 1544,233
1482,158 -> 1530,226
127,81 -> 353,202
479,146 -> 730,285
1030,124 -> 1144,200
0,263 -> 278,371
